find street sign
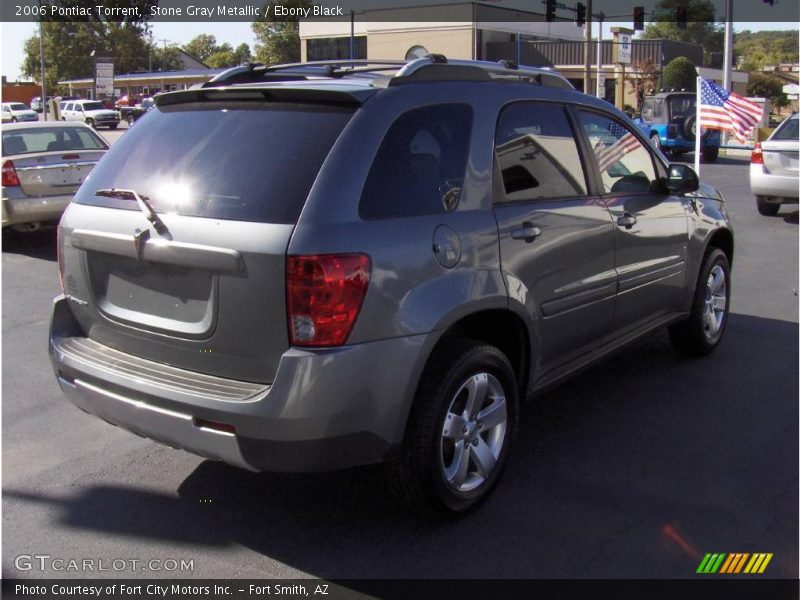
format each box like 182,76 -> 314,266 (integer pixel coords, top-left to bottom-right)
95,60 -> 114,97
616,34 -> 632,64
652,7 -> 674,17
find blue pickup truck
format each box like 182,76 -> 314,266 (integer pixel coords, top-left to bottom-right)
634,92 -> 720,162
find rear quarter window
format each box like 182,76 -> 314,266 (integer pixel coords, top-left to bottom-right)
74,101 -> 355,224
772,117 -> 798,141
359,104 -> 473,219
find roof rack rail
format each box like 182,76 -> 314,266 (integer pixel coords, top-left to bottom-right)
202,55 -> 573,90
391,55 -> 573,88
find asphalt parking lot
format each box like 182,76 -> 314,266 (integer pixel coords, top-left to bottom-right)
2,135 -> 797,580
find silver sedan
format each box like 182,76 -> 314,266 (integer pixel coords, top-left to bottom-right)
2,122 -> 109,232
750,113 -> 799,216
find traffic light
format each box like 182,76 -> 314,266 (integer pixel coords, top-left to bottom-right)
545,0 -> 557,22
576,2 -> 586,26
676,6 -> 688,30
633,6 -> 644,31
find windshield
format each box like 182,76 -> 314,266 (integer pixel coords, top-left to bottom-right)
74,101 -> 355,224
669,96 -> 695,119
80,102 -> 105,111
8,103 -> 28,111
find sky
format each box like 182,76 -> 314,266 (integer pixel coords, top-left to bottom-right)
1,20 -> 795,82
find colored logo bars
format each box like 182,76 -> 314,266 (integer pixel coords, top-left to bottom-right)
696,552 -> 773,574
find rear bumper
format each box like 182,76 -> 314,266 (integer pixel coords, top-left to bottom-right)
750,165 -> 799,200
2,191 -> 71,226
49,296 -> 428,472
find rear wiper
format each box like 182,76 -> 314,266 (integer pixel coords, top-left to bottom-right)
95,188 -> 169,236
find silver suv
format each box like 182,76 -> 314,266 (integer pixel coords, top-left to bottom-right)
50,57 -> 734,514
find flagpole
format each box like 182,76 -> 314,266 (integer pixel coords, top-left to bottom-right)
694,76 -> 702,175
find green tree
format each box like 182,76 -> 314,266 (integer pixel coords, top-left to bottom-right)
662,56 -> 697,91
233,43 -> 253,65
21,19 -> 152,93
640,0 -> 723,64
150,45 -> 185,72
735,30 -> 799,71
206,50 -> 237,68
182,34 -> 218,62
627,59 -> 661,111
252,0 -> 313,65
747,73 -> 789,111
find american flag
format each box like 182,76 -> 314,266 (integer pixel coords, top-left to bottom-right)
595,121 -> 641,172
699,77 -> 763,143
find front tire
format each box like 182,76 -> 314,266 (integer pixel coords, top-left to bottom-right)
127,115 -> 135,126
386,339 -> 519,514
11,117 -> 17,123
86,118 -> 95,128
756,196 -> 780,216
108,123 -> 118,130
669,248 -> 731,356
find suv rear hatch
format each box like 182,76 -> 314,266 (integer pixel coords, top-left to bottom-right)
59,95 -> 357,384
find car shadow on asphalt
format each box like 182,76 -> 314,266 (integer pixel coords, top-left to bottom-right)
3,313 -> 798,579
1,228 -> 57,262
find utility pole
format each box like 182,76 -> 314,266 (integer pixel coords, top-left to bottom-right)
39,18 -> 47,121
596,14 -> 604,97
722,0 -> 732,91
350,10 -> 354,60
583,0 -> 592,94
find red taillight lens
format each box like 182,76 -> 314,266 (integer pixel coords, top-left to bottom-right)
2,160 -> 20,186
286,253 -> 371,347
751,143 -> 763,165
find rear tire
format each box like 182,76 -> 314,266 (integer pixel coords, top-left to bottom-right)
127,115 -> 135,126
669,248 -> 731,356
702,146 -> 719,162
756,196 -> 780,216
386,339 -> 518,514
11,117 -> 17,123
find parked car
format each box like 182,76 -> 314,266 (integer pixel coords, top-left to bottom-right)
2,122 -> 109,232
1,102 -> 39,123
120,97 -> 155,126
50,57 -> 733,514
634,92 -> 720,162
60,99 -> 120,129
30,96 -> 49,113
750,113 -> 799,216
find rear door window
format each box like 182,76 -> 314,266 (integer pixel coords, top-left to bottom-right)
494,102 -> 587,202
74,101 -> 355,224
359,104 -> 472,219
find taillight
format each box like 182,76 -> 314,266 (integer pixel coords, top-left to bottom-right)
2,160 -> 20,186
751,142 -> 763,165
286,254 -> 371,347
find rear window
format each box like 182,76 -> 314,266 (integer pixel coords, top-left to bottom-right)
2,126 -> 107,156
74,102 -> 355,224
771,117 -> 798,141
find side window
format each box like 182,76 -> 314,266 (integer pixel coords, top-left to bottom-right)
577,110 -> 658,195
641,99 -> 654,122
65,103 -> 73,112
359,104 -> 472,219
494,102 -> 587,202
653,99 -> 664,119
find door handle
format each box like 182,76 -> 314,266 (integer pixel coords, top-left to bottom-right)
617,213 -> 637,229
511,222 -> 542,242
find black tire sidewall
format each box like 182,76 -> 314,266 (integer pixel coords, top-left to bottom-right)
424,344 -> 519,512
693,248 -> 731,349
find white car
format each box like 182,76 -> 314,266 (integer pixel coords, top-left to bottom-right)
1,102 -> 39,123
60,99 -> 119,130
750,113 -> 799,216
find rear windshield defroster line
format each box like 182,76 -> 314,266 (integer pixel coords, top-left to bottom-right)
75,102 -> 355,225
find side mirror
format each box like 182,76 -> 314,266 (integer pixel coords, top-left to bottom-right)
667,163 -> 699,194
